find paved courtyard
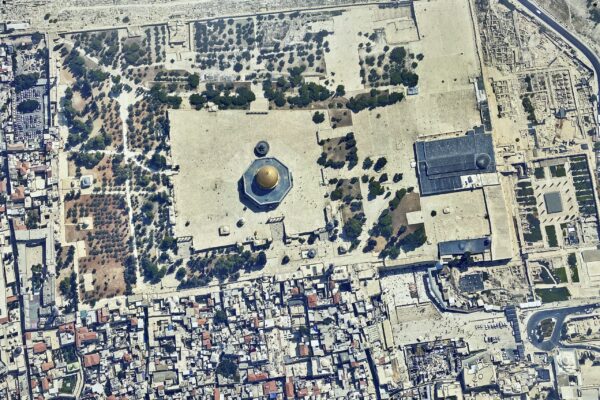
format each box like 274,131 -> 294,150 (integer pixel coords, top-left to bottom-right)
169,109 -> 328,249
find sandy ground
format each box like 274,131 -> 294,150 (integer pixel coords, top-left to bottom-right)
420,189 -> 491,243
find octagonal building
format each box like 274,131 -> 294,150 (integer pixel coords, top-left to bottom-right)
242,157 -> 292,208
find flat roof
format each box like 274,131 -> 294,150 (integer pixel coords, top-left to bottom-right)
438,237 -> 490,256
544,191 -> 563,214
415,126 -> 496,195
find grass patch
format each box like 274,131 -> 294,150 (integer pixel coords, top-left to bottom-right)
524,213 -> 542,242
534,167 -> 545,179
570,265 -> 580,283
549,164 -> 566,178
539,318 -> 556,339
553,267 -> 568,283
568,253 -> 580,283
535,287 -> 571,303
545,225 -> 558,247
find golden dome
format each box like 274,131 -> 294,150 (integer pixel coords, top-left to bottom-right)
256,165 -> 279,189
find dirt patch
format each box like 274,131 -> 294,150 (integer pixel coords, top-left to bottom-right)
319,132 -> 358,169
329,106 -> 353,129
370,190 -> 422,252
64,194 -> 131,301
330,178 -> 364,223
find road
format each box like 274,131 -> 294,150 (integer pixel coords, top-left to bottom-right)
526,303 -> 600,352
515,0 -> 600,112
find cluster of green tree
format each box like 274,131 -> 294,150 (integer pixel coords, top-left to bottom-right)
216,358 -> 239,381
16,99 -> 40,113
141,256 -> 166,284
66,118 -> 93,148
368,179 -> 385,198
343,214 -> 366,241
148,152 -> 167,170
262,66 -> 332,108
149,84 -> 182,108
346,89 -> 404,113
189,83 -> 256,110
74,31 -> 119,67
178,250 -> 267,289
522,96 -> 536,121
287,82 -> 332,107
387,46 -> 420,87
83,131 -> 112,151
14,73 -> 39,92
111,155 -> 131,186
64,49 -> 87,78
59,272 -> 79,313
379,225 -> 427,259
374,156 -> 387,172
388,188 -> 406,211
188,73 -> 200,89
123,255 -> 137,294
88,68 -> 110,83
56,245 -> 76,272
312,111 -> 325,124
70,151 -> 104,169
317,132 -> 358,169
122,41 -> 149,67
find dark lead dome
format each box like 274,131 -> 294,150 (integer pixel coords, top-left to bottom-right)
254,141 -> 270,157
475,153 -> 491,169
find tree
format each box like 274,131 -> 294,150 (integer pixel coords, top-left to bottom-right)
335,85 -> 346,97
312,111 -> 325,124
175,267 -> 186,281
363,157 -> 373,169
16,99 -> 40,113
368,180 -> 385,198
31,32 -> 43,44
256,251 -> 267,267
216,359 -> 238,380
389,47 -> 407,65
343,216 -> 364,240
188,73 -> 200,89
374,157 -> 387,172
214,309 -> 228,325
59,277 -> 71,296
14,73 -> 39,92
189,93 -> 206,109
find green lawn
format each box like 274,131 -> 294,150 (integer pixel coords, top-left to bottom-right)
536,287 -> 571,303
570,265 -> 580,283
534,167 -> 545,179
553,267 -> 568,283
545,225 -> 558,247
567,253 -> 580,283
550,164 -> 567,177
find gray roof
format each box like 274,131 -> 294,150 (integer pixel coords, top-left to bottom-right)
415,126 -> 496,195
439,237 -> 491,256
544,192 -> 563,214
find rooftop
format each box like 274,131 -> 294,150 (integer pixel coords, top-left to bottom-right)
415,126 -> 496,195
544,191 -> 563,214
